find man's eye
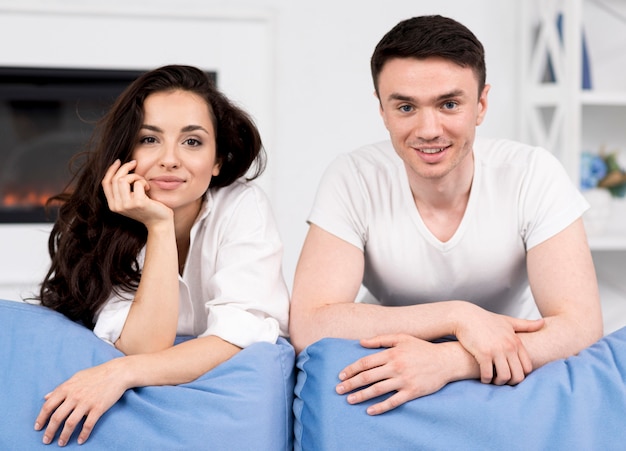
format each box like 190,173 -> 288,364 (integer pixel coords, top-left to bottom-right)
399,105 -> 413,112
442,101 -> 457,110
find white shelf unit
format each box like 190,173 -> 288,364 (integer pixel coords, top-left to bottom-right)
520,0 -> 626,250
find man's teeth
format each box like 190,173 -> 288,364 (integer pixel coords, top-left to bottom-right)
420,148 -> 444,154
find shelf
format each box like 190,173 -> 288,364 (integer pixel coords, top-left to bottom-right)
522,0 -> 626,254
581,91 -> 626,106
586,197 -> 626,250
525,88 -> 626,107
588,234 -> 626,251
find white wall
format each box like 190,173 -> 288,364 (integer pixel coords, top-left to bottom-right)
0,0 -> 521,299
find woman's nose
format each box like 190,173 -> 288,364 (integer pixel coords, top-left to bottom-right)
159,143 -> 180,168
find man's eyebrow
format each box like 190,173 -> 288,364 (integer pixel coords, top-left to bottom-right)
436,89 -> 465,101
387,89 -> 466,103
388,93 -> 415,103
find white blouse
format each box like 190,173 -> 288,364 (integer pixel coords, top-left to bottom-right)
93,180 -> 290,348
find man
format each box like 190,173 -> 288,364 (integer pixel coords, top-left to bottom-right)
289,15 -> 603,415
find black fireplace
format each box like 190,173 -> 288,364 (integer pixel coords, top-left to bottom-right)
0,66 -> 217,223
0,66 -> 145,222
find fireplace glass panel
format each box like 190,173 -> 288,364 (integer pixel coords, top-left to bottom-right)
0,67 -> 148,223
0,67 -> 217,223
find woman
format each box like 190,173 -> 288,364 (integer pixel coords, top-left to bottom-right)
33,65 -> 289,446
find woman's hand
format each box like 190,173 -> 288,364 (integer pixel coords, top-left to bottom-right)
34,358 -> 130,446
452,303 -> 544,385
101,159 -> 173,227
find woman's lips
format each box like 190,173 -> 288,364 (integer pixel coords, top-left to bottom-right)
150,176 -> 185,190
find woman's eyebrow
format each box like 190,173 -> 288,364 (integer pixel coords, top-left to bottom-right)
181,125 -> 210,134
140,124 -> 162,132
139,124 -> 210,134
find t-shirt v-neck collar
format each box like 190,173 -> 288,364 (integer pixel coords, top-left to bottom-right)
399,155 -> 479,252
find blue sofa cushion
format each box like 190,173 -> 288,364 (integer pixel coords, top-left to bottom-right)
294,329 -> 626,451
0,299 -> 294,450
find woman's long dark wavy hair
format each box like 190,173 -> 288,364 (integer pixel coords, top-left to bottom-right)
37,64 -> 266,328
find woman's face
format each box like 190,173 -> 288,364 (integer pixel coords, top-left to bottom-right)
131,89 -> 220,220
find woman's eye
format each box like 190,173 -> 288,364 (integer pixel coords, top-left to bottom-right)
139,136 -> 157,144
184,138 -> 201,146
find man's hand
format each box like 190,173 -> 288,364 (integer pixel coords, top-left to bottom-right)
452,304 -> 544,384
34,359 -> 129,446
335,334 -> 455,415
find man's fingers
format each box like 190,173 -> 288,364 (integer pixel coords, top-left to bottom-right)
360,333 -> 407,349
491,356 -> 512,385
478,359 -> 496,384
338,350 -> 387,382
343,376 -> 397,404
366,390 -> 413,416
509,317 -> 545,333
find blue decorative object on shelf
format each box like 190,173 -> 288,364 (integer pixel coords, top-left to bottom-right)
581,151 -> 608,190
544,12 -> 593,90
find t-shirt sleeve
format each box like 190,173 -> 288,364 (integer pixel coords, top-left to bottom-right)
307,154 -> 369,251
521,147 -> 590,250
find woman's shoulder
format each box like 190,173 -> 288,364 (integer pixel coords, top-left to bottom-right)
206,179 -> 273,219
209,178 -> 269,203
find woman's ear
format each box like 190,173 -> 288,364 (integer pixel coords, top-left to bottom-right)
212,160 -> 221,177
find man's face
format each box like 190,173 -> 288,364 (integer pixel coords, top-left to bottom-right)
377,57 -> 489,185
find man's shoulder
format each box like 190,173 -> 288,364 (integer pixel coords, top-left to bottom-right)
336,140 -> 401,173
474,137 -> 554,165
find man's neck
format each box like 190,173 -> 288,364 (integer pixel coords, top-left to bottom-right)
407,154 -> 475,242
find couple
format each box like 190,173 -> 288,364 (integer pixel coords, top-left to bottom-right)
34,14 -> 602,446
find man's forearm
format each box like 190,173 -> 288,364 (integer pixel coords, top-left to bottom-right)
518,314 -> 603,370
290,300 -> 467,353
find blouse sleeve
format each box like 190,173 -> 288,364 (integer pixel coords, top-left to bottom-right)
92,249 -> 146,345
198,184 -> 290,348
92,289 -> 134,345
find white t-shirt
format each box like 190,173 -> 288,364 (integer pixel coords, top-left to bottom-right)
94,180 -> 290,348
308,138 -> 589,319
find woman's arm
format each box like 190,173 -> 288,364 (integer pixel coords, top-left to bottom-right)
35,335 -> 240,447
114,218 -> 179,354
101,160 -> 180,354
